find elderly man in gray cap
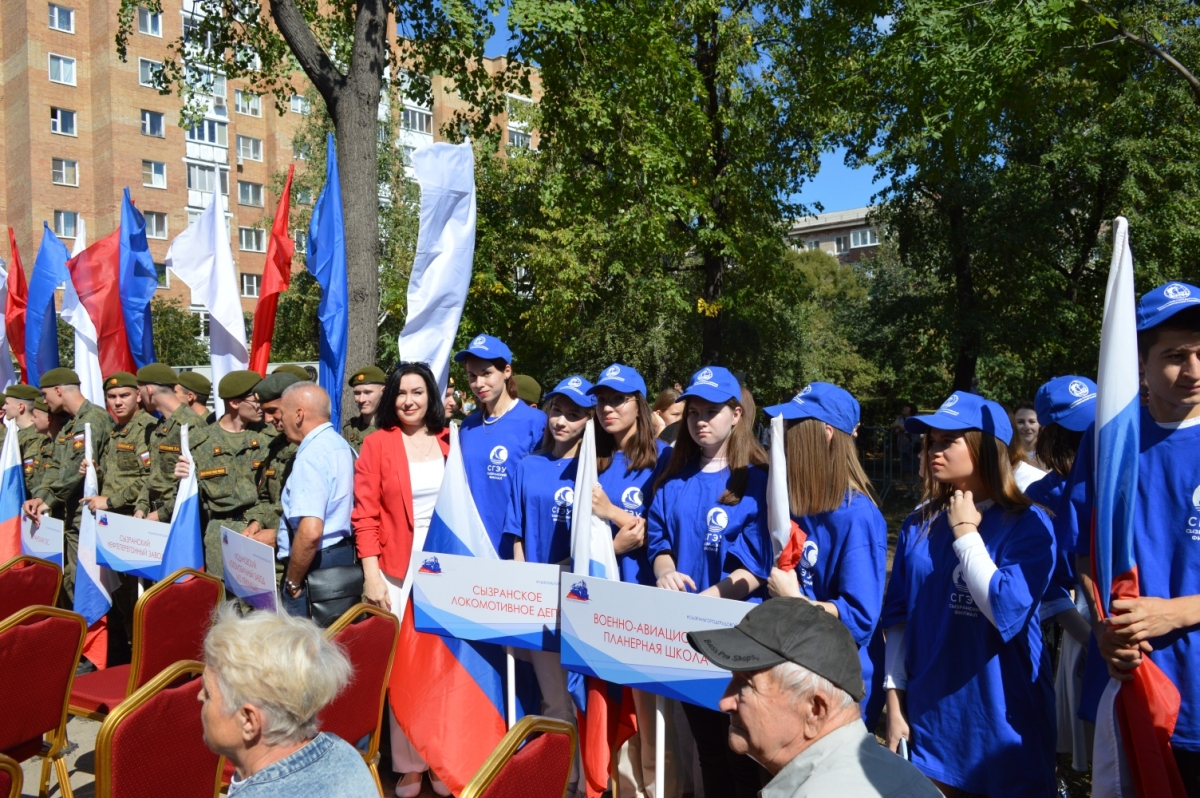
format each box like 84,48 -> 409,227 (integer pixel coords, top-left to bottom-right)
688,598 -> 938,798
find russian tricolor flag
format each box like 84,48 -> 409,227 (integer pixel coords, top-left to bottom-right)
1091,217 -> 1186,798
0,419 -> 24,562
159,424 -> 203,577
76,423 -> 119,667
389,422 -> 510,795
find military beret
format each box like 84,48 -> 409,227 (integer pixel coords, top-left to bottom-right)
515,374 -> 542,405
136,363 -> 179,387
104,372 -> 138,391
219,370 -> 264,400
177,371 -> 212,397
272,365 -> 310,380
255,373 -> 300,403
349,365 -> 387,387
5,384 -> 41,402
40,368 -> 80,387
33,398 -> 49,413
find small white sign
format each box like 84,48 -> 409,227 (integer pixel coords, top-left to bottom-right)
220,526 -> 279,612
93,511 -> 171,580
412,552 -> 565,651
21,515 -> 64,567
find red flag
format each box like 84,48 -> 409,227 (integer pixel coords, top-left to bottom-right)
577,679 -> 637,798
67,230 -> 136,376
777,520 -> 809,572
249,165 -> 296,375
82,618 -> 109,670
5,229 -> 28,383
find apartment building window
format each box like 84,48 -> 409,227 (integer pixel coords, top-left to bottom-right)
508,129 -> 531,149
850,228 -> 879,248
50,107 -> 77,135
236,135 -> 262,162
291,143 -> 308,160
240,272 -> 261,297
182,15 -> 216,52
48,54 -> 76,85
140,110 -> 164,137
138,58 -> 161,87
234,90 -> 260,117
290,94 -> 311,115
193,309 -> 210,340
187,163 -> 228,194
401,108 -> 432,134
295,188 -> 312,206
53,210 -> 78,238
143,211 -> 167,239
51,158 -> 78,186
238,227 -> 265,252
185,65 -> 225,99
238,181 -> 263,207
187,119 -> 227,147
137,7 -> 161,35
155,262 -> 169,287
142,160 -> 166,188
293,229 -> 306,254
805,240 -> 820,251
237,45 -> 261,71
48,4 -> 74,32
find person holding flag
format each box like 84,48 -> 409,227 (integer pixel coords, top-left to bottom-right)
135,363 -> 205,520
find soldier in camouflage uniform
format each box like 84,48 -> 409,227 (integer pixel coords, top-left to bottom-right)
176,370 -> 267,574
176,371 -> 216,425
29,399 -> 64,495
342,365 -> 385,453
22,368 -> 114,610
243,372 -> 301,584
4,385 -> 47,495
135,363 -> 205,521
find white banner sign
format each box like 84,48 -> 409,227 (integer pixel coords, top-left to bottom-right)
220,526 -> 279,612
558,575 -> 753,709
94,510 -> 171,580
413,552 -> 565,651
21,515 -> 63,566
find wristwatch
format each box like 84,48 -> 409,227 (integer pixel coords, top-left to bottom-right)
283,577 -> 302,597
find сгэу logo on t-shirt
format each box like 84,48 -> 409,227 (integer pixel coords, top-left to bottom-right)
621,487 -> 643,512
949,564 -> 978,617
552,486 -> 575,522
487,445 -> 509,480
704,507 -> 728,552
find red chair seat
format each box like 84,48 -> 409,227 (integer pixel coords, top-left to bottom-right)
2,737 -> 44,763
480,733 -> 572,798
69,665 -> 130,714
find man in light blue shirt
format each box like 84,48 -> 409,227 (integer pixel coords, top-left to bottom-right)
277,382 -> 357,618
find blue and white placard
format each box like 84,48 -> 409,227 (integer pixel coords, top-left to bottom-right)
413,552 -> 565,651
94,510 -> 171,579
220,526 -> 279,612
558,575 -> 754,709
21,515 -> 64,566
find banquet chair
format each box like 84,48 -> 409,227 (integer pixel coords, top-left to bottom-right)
460,716 -> 577,798
0,752 -> 22,798
70,568 -> 221,720
92,660 -> 222,798
0,605 -> 87,798
0,555 -> 62,621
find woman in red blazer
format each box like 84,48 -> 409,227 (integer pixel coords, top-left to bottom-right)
352,361 -> 451,798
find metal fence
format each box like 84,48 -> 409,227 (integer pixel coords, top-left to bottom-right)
855,425 -> 923,502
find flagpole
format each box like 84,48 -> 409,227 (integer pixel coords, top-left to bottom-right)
655,696 -> 665,798
506,647 -> 516,729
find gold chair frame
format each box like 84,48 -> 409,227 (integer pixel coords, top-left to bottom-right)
0,752 -> 22,798
0,555 -> 63,609
460,715 -> 578,798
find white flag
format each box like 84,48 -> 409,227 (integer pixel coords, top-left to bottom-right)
570,419 -> 619,580
60,219 -> 105,407
166,192 -> 248,415
398,142 -> 477,395
0,259 -> 18,392
75,422 -> 118,625
766,414 -> 791,562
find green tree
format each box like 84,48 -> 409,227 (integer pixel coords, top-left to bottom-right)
151,298 -> 211,366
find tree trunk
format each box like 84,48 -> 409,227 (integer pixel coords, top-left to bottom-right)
697,12 -> 725,366
947,199 -> 977,392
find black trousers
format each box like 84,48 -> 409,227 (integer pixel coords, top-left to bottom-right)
1176,748 -> 1200,798
681,702 -> 766,798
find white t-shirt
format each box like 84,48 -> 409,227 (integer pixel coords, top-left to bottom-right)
409,457 -> 446,537
1014,460 -> 1048,493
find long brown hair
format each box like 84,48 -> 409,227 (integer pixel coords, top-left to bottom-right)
1036,423 -> 1084,478
652,388 -> 681,414
784,418 -> 878,516
656,385 -> 767,505
920,429 -> 1030,524
597,393 -> 659,474
535,395 -> 595,454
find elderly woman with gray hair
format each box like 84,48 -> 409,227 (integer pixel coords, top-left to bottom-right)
198,604 -> 377,796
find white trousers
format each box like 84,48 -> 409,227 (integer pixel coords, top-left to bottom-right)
616,690 -> 684,798
382,573 -> 433,775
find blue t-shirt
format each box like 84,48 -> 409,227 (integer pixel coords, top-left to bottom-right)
1062,410 -> 1200,749
881,504 -> 1057,797
596,442 -> 669,586
794,491 -> 887,715
501,451 -> 577,566
460,401 -> 548,557
1025,471 -> 1076,613
645,462 -> 771,598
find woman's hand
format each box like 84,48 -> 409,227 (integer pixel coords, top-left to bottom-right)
612,517 -> 646,555
657,570 -> 697,592
361,557 -> 391,612
767,567 -> 802,598
947,489 -> 983,539
591,485 -> 618,521
885,690 -> 910,753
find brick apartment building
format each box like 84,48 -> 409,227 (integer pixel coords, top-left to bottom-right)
0,0 -> 533,333
787,206 -> 881,264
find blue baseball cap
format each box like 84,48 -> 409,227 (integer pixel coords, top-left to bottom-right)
678,366 -> 741,405
587,363 -> 647,398
904,391 -> 1013,446
763,382 -> 860,436
1035,376 -> 1097,432
1136,282 -> 1200,332
453,334 -> 513,364
545,375 -> 597,408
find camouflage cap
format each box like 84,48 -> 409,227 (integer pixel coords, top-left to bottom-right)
177,371 -> 212,397
272,364 -> 311,380
348,365 -> 387,387
39,368 -> 80,387
254,372 -> 300,404
219,369 -> 264,400
136,363 -> 179,387
4,384 -> 41,402
103,372 -> 138,391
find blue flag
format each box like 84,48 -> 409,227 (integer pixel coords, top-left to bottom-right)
119,188 -> 158,368
307,133 -> 349,428
25,224 -> 69,387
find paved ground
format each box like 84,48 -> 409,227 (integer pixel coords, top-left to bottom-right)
20,716 -> 100,798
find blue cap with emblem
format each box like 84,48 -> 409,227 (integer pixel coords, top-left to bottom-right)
453,334 -> 514,364
587,363 -> 647,398
1035,375 -> 1098,432
904,391 -> 1013,446
544,375 -> 597,408
763,382 -> 860,436
678,366 -> 741,405
1137,282 -> 1200,332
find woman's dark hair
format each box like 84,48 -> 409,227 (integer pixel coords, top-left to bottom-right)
899,401 -> 918,417
376,362 -> 446,433
597,393 -> 659,474
1036,422 -> 1084,478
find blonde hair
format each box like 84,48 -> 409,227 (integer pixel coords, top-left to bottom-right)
204,603 -> 352,745
784,418 -> 877,516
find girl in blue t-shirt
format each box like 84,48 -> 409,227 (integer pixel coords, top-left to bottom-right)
761,382 -> 888,725
882,391 -> 1057,797
646,366 -> 771,798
